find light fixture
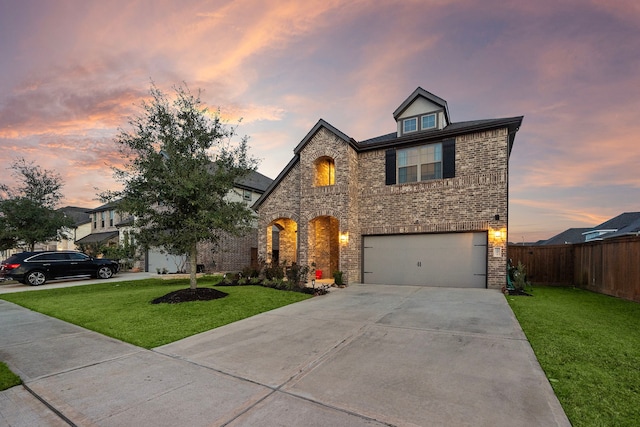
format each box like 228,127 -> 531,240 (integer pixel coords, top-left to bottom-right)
340,232 -> 349,243
311,278 -> 316,289
494,230 -> 502,239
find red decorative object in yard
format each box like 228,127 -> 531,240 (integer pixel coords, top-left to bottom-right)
315,270 -> 322,279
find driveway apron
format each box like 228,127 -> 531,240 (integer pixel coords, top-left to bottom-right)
0,285 -> 570,426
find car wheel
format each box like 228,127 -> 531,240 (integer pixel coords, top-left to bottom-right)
97,266 -> 114,279
26,270 -> 46,286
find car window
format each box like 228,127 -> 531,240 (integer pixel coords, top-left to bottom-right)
68,253 -> 90,261
30,253 -> 66,261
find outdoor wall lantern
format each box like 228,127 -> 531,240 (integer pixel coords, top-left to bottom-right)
340,232 -> 349,244
494,230 -> 502,239
311,279 -> 316,289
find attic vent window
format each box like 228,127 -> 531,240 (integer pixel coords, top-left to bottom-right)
403,117 -> 417,134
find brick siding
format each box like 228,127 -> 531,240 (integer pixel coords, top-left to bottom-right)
258,127 -> 510,289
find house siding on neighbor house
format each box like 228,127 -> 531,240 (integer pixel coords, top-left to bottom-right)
77,171 -> 272,274
255,88 -> 522,289
146,172 -> 272,274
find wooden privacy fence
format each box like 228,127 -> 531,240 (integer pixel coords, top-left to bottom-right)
508,235 -> 640,303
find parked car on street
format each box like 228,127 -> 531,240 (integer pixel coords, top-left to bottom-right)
0,251 -> 119,286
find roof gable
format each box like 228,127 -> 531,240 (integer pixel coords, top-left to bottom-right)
392,87 -> 450,124
293,119 -> 356,155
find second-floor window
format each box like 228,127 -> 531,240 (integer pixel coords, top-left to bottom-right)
314,156 -> 335,186
397,143 -> 442,183
101,211 -> 105,228
109,211 -> 114,227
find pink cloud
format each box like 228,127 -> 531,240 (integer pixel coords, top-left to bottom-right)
1,0 -> 639,238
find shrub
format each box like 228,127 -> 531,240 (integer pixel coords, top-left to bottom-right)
333,270 -> 344,286
242,265 -> 261,278
264,262 -> 285,280
512,261 -> 532,292
286,262 -> 311,289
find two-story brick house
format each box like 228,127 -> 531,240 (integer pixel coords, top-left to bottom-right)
254,88 -> 523,288
78,170 -> 273,273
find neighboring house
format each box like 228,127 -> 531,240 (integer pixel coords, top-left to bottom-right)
57,206 -> 93,250
188,170 -> 272,273
539,212 -> 640,245
76,202 -> 131,251
16,206 -> 92,253
539,228 -> 591,245
254,88 -> 523,289
583,212 -> 640,241
78,170 -> 272,274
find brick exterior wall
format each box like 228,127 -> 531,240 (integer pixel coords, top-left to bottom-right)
258,126 -> 511,289
197,229 -> 258,273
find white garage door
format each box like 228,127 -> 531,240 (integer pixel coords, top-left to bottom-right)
146,248 -> 187,274
363,232 -> 487,288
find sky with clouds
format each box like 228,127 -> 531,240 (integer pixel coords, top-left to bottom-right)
1,0 -> 639,242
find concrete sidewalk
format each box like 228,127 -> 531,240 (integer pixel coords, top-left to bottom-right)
0,272 -> 156,295
0,285 -> 571,426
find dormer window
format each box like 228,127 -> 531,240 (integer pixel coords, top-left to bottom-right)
421,113 -> 436,130
403,118 -> 417,134
400,112 -> 439,136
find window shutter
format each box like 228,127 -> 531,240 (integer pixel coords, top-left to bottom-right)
385,149 -> 396,185
442,139 -> 455,179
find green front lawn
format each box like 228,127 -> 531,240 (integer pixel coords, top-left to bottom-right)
507,287 -> 640,427
0,362 -> 22,391
0,277 -> 311,349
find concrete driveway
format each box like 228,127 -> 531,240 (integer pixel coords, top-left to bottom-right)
0,284 -> 570,426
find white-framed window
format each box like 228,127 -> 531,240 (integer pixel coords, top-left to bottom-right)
109,210 -> 114,226
402,117 -> 417,134
421,113 -> 436,130
243,189 -> 252,201
100,211 -> 105,228
397,143 -> 443,183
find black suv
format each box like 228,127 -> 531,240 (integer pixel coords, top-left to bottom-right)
0,251 -> 119,286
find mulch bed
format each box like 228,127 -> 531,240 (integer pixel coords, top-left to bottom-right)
151,288 -> 228,304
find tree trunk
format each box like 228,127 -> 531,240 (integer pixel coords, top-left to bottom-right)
189,243 -> 198,290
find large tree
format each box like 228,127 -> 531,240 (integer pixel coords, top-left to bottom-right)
104,84 -> 258,289
0,158 -> 73,251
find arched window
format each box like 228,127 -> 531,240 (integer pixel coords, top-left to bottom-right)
314,156 -> 335,186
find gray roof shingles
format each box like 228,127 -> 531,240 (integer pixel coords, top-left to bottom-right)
541,228 -> 591,245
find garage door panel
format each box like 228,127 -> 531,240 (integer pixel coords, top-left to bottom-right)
363,233 -> 486,288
